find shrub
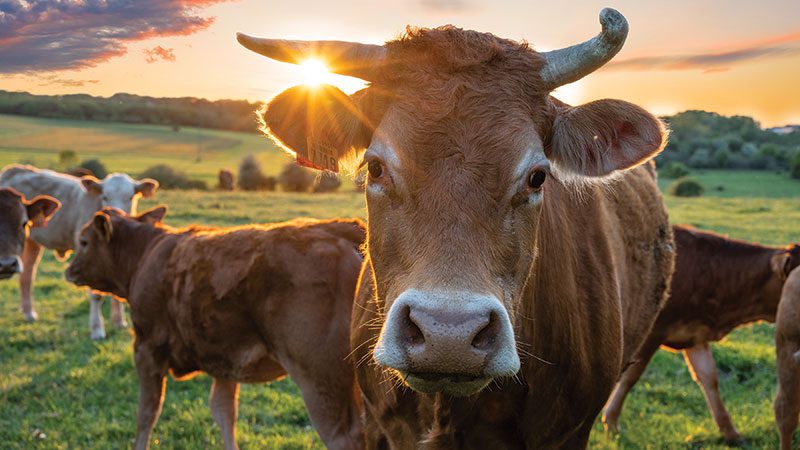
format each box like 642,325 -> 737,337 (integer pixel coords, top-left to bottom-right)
77,159 -> 108,179
237,155 -> 275,191
668,177 -> 704,197
313,174 -> 341,193
791,152 -> 800,180
660,162 -> 689,179
139,164 -> 207,190
218,169 -> 235,191
278,163 -> 315,192
58,150 -> 78,169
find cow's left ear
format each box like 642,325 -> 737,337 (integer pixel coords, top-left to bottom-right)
93,212 -> 113,243
548,99 -> 667,177
81,176 -> 103,196
136,205 -> 168,225
771,252 -> 794,281
25,195 -> 61,228
135,179 -> 159,198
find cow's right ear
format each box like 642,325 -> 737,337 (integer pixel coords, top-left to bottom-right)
136,205 -> 168,225
93,213 -> 113,242
772,252 -> 793,281
81,176 -> 103,196
262,84 -> 375,172
25,195 -> 61,228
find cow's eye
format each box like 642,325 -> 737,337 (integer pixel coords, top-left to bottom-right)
79,239 -> 88,247
101,196 -> 108,201
368,160 -> 384,180
527,169 -> 547,190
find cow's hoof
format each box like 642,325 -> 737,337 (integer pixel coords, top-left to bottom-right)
723,432 -> 743,445
91,328 -> 107,340
23,311 -> 39,322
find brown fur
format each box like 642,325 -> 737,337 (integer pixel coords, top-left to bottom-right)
775,267 -> 800,450
65,208 -> 366,450
604,225 -> 800,442
261,26 -> 674,448
0,188 -> 60,278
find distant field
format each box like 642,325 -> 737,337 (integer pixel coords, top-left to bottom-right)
1,116 -> 800,448
0,114 -> 293,185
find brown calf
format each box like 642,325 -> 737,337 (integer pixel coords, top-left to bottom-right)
65,207 -> 365,450
0,188 -> 60,280
775,266 -> 800,450
604,224 -> 800,442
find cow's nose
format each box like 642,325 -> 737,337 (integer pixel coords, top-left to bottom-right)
0,256 -> 22,276
375,289 -> 520,380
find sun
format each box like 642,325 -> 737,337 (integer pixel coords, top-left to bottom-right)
299,58 -> 331,86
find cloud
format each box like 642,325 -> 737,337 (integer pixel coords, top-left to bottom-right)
34,74 -> 100,87
419,0 -> 473,13
144,46 -> 177,63
0,0 -> 228,74
608,31 -> 800,73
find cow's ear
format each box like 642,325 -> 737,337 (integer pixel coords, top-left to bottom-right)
262,84 -> 375,172
81,176 -> 103,196
772,252 -> 794,281
136,205 -> 168,225
25,195 -> 61,228
548,99 -> 667,177
135,179 -> 159,198
93,213 -> 113,242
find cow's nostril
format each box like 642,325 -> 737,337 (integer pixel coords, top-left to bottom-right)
400,305 -> 425,346
471,311 -> 501,351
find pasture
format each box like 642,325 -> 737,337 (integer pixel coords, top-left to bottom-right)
1,115 -> 800,448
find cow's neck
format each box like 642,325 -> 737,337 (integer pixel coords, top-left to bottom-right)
709,246 -> 784,321
108,223 -> 166,299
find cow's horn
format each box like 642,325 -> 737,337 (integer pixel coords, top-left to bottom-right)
539,8 -> 628,89
236,33 -> 386,81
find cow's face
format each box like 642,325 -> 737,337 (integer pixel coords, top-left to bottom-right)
81,174 -> 159,214
0,188 -> 60,279
66,207 -> 166,294
241,9 -> 666,396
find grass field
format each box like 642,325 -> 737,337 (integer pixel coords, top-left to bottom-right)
1,115 -> 800,449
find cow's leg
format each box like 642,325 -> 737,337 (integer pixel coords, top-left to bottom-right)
110,296 -> 128,328
89,291 -> 107,340
133,345 -> 167,450
285,361 -> 362,450
775,334 -> 800,450
19,239 -> 43,322
209,378 -> 240,450
603,335 -> 662,433
683,343 -> 742,443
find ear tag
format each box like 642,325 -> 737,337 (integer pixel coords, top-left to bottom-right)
301,135 -> 340,173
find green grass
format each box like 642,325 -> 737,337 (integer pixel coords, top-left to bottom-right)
2,115 -> 800,448
0,114 -> 294,185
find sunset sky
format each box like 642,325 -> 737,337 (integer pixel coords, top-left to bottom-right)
1,0 -> 799,127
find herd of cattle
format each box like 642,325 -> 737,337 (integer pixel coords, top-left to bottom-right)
1,8 -> 799,450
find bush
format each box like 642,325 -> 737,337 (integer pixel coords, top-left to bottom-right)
139,164 -> 207,190
58,150 -> 78,169
278,163 -> 315,192
668,177 -> 704,197
217,169 -> 235,191
791,152 -> 800,180
660,162 -> 690,179
237,155 -> 275,191
313,174 -> 341,193
77,159 -> 108,179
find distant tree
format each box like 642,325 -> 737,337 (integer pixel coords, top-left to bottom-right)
688,149 -> 713,168
660,162 -> 690,179
58,150 -> 78,169
791,152 -> 800,180
278,163 -> 315,193
313,174 -> 341,193
139,164 -> 207,190
668,178 -> 704,197
217,169 -> 235,191
237,155 -> 275,191
77,159 -> 108,179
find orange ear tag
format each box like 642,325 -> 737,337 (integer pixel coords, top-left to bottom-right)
301,136 -> 340,173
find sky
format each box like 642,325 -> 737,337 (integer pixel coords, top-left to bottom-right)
1,0 -> 799,127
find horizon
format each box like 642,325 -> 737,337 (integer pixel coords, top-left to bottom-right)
1,0 -> 800,127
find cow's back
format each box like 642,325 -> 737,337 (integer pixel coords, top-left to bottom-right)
0,164 -> 92,250
137,219 -> 364,381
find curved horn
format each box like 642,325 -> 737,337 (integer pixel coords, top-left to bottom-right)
236,33 -> 386,81
540,8 -> 628,89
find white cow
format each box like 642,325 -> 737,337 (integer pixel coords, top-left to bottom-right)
0,164 -> 158,339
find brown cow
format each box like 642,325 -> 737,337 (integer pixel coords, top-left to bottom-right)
774,267 -> 800,450
0,188 -> 60,279
603,225 -> 800,442
65,207 -> 365,450
239,8 -> 674,448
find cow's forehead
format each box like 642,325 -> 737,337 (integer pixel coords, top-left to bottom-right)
102,173 -> 137,197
